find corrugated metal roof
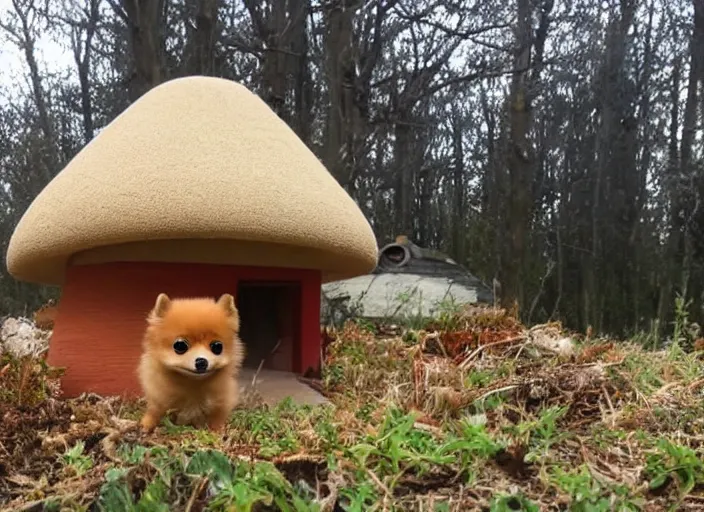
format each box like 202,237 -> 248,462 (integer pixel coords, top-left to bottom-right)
372,237 -> 494,304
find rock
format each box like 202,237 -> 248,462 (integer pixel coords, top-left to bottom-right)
529,324 -> 575,357
0,317 -> 51,359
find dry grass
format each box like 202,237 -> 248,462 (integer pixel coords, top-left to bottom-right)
1,305 -> 703,511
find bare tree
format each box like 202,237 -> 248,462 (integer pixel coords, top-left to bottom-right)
0,0 -> 702,342
46,0 -> 103,143
109,0 -> 165,101
498,0 -> 554,310
240,0 -> 313,140
0,0 -> 59,176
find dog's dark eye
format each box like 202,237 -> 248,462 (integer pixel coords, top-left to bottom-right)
173,338 -> 189,354
210,341 -> 223,355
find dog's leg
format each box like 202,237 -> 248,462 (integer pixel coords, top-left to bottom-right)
206,406 -> 229,432
140,404 -> 166,433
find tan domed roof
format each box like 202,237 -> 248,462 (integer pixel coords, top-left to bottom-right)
6,76 -> 378,285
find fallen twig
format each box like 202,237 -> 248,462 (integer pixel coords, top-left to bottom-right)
185,476 -> 208,512
423,332 -> 448,358
459,335 -> 526,368
687,377 -> 704,392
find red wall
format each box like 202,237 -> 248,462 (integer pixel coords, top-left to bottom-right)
49,261 -> 322,398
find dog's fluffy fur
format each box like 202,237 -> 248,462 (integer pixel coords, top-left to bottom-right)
138,293 -> 245,432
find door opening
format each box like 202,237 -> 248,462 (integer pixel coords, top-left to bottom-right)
236,281 -> 300,372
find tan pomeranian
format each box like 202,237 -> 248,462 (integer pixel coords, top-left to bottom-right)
138,293 -> 245,433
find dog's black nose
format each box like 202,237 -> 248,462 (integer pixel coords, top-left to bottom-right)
194,358 -> 208,372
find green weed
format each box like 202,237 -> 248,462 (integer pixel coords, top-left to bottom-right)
550,465 -> 643,511
489,492 -> 540,511
61,440 -> 93,477
645,438 -> 704,501
505,405 -> 569,463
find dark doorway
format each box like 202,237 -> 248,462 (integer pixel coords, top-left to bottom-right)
236,282 -> 300,372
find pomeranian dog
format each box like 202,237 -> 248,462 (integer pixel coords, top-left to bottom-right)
138,293 -> 245,433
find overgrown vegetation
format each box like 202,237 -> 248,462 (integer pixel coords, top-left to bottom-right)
3,0 -> 704,340
1,305 -> 703,510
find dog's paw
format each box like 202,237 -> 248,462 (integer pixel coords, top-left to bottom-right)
139,414 -> 158,433
207,419 -> 226,432
206,408 -> 229,433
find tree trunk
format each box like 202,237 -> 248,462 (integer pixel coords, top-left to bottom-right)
394,121 -> 414,237
185,0 -> 218,75
451,109 -> 465,260
243,0 -> 310,138
121,0 -> 165,102
500,0 -> 534,311
323,1 -> 360,190
659,0 -> 704,333
289,0 -> 312,144
74,0 -> 101,143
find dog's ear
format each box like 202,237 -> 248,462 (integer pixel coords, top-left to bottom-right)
216,293 -> 236,315
216,293 -> 239,326
150,293 -> 171,320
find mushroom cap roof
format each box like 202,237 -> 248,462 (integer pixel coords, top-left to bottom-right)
6,76 -> 378,285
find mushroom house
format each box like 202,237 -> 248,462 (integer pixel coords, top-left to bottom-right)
5,76 -> 378,399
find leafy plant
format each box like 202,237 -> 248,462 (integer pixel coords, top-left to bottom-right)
61,440 -> 93,477
348,408 -> 452,480
438,417 -> 503,481
550,465 -> 642,511
338,480 -> 379,512
646,437 -> 704,501
506,405 -> 569,463
186,450 -> 318,511
116,443 -> 148,465
671,293 -> 692,351
489,493 -> 540,512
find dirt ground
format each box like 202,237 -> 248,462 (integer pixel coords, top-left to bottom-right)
1,305 -> 703,511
